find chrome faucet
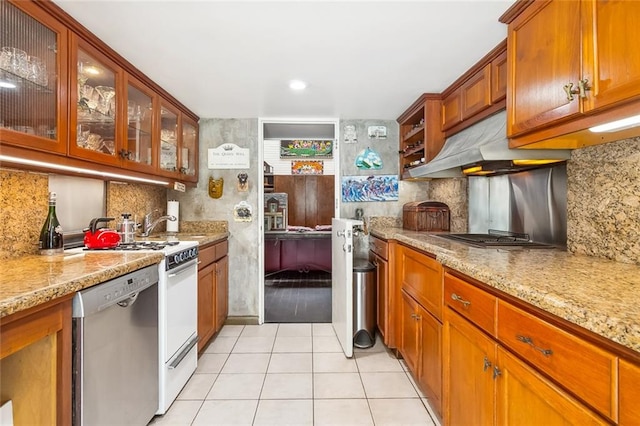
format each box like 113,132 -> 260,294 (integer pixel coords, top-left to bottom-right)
140,210 -> 177,237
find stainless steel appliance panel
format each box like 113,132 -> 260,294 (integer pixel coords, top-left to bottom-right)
468,164 -> 567,247
73,265 -> 159,426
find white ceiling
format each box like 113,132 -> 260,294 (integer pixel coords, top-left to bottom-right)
52,0 -> 514,120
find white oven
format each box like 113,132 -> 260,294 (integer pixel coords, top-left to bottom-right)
158,241 -> 199,414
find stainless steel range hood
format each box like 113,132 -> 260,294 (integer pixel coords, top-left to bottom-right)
407,110 -> 572,178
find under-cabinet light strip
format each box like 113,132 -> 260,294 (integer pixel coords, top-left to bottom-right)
0,154 -> 170,185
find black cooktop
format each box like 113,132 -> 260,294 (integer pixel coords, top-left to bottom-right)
436,230 -> 553,248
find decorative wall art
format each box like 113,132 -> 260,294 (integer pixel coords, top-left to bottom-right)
292,160 -> 324,175
341,175 -> 399,202
280,140 -> 333,159
208,176 -> 224,199
354,147 -> 383,170
368,125 -> 387,139
208,143 -> 250,169
343,125 -> 357,144
237,173 -> 248,191
233,201 -> 253,222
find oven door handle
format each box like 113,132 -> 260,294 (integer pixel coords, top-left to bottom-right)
167,261 -> 197,277
168,335 -> 199,369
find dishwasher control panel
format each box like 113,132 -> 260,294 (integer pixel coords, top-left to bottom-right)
72,264 -> 160,317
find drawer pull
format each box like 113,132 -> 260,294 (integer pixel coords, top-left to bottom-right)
483,356 -> 492,372
516,335 -> 553,357
451,293 -> 471,308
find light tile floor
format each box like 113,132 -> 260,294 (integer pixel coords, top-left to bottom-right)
150,323 -> 441,426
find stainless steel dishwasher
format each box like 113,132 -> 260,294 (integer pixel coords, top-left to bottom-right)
72,264 -> 159,426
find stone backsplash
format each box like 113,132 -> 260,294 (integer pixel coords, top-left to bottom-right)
0,169 -> 167,259
567,136 -> 640,264
0,169 -> 49,259
106,181 -> 167,231
429,178 -> 468,233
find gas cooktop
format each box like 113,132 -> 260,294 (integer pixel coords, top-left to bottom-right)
81,241 -> 181,251
435,230 -> 554,249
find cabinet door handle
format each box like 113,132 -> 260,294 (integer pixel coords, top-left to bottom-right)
451,293 -> 471,308
483,356 -> 492,372
563,82 -> 576,101
516,335 -> 553,357
493,365 -> 502,380
578,79 -> 591,99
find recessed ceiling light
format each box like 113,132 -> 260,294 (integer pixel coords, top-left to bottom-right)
289,80 -> 307,90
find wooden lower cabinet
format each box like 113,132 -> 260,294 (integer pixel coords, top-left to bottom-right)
444,309 -> 606,425
400,291 -> 420,373
496,347 -> 606,425
215,255 -> 229,334
619,359 -> 640,425
444,309 -> 495,426
369,239 -> 389,344
400,289 -> 442,418
0,296 -> 72,425
197,240 -> 229,353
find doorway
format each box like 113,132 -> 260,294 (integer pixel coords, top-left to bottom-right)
258,119 -> 340,324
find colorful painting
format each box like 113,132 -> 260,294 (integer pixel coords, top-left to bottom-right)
341,175 -> 399,202
280,140 -> 333,158
355,147 -> 383,170
292,160 -> 324,175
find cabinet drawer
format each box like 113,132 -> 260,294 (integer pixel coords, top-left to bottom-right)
369,236 -> 388,260
497,301 -> 616,419
444,273 -> 496,336
215,240 -> 228,259
399,246 -> 442,320
199,240 -> 227,268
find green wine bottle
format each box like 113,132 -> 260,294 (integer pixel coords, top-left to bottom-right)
39,191 -> 64,255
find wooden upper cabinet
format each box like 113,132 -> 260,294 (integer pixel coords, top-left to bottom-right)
491,49 -> 507,103
121,73 -> 158,174
506,0 -> 582,137
503,0 -> 640,146
1,0 -> 199,185
583,0 -> 640,112
439,40 -> 507,135
1,1 -> 69,155
461,63 -> 492,120
180,115 -> 199,182
441,89 -> 461,131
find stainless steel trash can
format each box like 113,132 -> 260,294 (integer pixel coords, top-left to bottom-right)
353,259 -> 376,348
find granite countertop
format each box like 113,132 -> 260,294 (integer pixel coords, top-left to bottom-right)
0,232 -> 229,319
0,251 -> 164,318
371,227 -> 640,355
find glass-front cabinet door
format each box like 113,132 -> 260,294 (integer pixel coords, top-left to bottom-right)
180,116 -> 198,182
159,100 -> 179,176
69,34 -> 121,166
1,1 -> 68,154
122,74 -> 156,173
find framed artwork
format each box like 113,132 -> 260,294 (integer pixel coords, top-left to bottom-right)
341,175 -> 399,202
292,160 -> 324,175
280,140 -> 333,158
